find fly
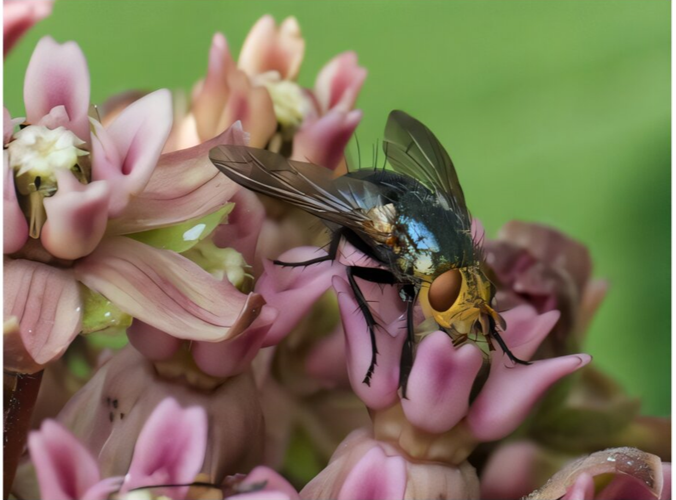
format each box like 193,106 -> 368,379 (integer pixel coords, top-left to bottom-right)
209,110 -> 529,396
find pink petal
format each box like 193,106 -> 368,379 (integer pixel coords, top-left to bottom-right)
333,275 -> 406,410
74,236 -> 265,342
191,32 -> 236,141
562,473 -> 595,500
41,173 -> 111,260
401,332 -> 483,434
292,108 -> 362,171
255,246 -> 345,346
337,445 -> 407,500
480,441 -> 542,500
105,123 -> 245,235
91,89 -> 173,217
191,305 -> 278,378
121,398 -> 207,498
4,151 -> 29,254
28,420 -> 102,500
4,1 -> 53,56
467,353 -> 592,442
213,187 -> 265,264
596,474 -> 659,500
81,477 -> 125,500
500,305 -> 561,360
127,320 -> 183,362
240,466 -> 300,500
314,51 -> 367,114
24,36 -> 90,141
4,259 -> 82,372
305,324 -> 350,388
238,15 -> 305,81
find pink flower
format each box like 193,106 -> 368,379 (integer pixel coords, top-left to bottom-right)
27,397 -> 207,500
4,37 -> 267,374
3,0 -> 52,56
526,448 -> 670,500
300,428 -> 480,500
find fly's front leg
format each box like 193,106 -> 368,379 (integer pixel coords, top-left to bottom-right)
346,266 -> 398,386
399,283 -> 418,398
488,315 -> 531,366
273,228 -> 343,267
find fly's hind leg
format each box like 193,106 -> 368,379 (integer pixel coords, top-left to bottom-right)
273,228 -> 343,267
398,284 -> 417,399
346,266 -> 398,386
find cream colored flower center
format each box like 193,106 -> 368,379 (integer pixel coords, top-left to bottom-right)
257,73 -> 312,134
7,125 -> 89,238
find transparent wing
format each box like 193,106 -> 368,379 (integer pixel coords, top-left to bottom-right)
209,145 -> 381,233
382,110 -> 470,227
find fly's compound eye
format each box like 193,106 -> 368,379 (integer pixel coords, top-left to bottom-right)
429,269 -> 462,311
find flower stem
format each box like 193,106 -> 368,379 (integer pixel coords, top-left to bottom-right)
3,371 -> 43,499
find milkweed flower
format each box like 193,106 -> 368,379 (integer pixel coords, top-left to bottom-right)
3,37 -> 269,375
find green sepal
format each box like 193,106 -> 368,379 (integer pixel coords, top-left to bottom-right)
81,287 -> 133,334
128,203 -> 234,253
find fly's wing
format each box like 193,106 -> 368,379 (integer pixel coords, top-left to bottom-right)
382,110 -> 471,230
210,145 -> 382,234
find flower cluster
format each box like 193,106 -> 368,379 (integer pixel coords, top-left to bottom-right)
4,9 -> 670,500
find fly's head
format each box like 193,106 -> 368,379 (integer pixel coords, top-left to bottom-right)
422,264 -> 505,339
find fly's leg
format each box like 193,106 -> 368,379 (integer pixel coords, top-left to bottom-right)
273,228 -> 342,267
346,266 -> 398,386
489,317 -> 531,366
398,284 -> 418,399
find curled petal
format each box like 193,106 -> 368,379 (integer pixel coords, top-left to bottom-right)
527,448 -> 664,500
4,259 -> 81,373
121,398 -> 208,498
333,275 -> 405,410
255,246 -> 345,346
314,51 -> 367,114
213,187 -> 265,265
192,32 -> 237,141
337,445 -> 407,500
105,123 -> 245,235
127,320 -> 183,362
74,236 -> 264,342
28,420 -> 108,500
4,152 -> 29,254
500,305 -> 561,360
562,473 -> 595,500
191,305 -> 278,378
402,332 -> 483,434
468,353 -> 592,442
238,15 -> 305,81
4,0 -> 53,56
42,174 -> 110,260
91,89 -> 173,216
24,36 -> 90,141
292,108 -> 362,171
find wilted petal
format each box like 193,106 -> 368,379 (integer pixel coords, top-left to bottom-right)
314,51 -> 367,114
255,246 -> 344,346
481,441 -> 543,500
24,36 -> 90,141
4,0 -> 53,56
526,448 -> 664,500
238,15 -> 305,81
28,420 -> 107,500
4,151 -> 29,254
121,398 -> 207,498
91,89 -> 173,217
337,445 -> 407,500
401,332 -> 483,434
191,306 -> 278,378
468,353 -> 592,442
292,108 -> 362,171
74,236 -> 265,342
562,473 -> 595,500
42,173 -> 110,260
213,187 -> 265,264
106,123 -> 245,235
4,259 -> 82,372
333,275 -> 406,410
127,320 -> 183,361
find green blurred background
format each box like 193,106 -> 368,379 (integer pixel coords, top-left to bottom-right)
4,0 -> 670,416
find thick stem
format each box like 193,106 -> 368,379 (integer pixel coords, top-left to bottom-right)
3,371 -> 43,499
